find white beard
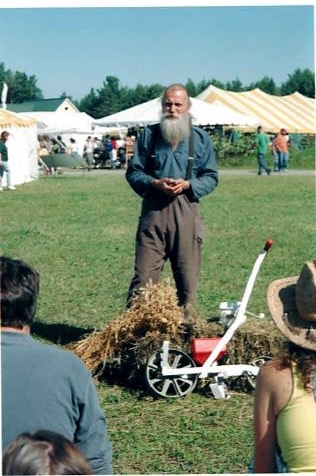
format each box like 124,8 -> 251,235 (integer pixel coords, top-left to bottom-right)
160,112 -> 191,144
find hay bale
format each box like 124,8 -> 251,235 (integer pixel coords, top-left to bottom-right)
70,281 -> 191,379
69,281 -> 283,386
228,320 -> 282,363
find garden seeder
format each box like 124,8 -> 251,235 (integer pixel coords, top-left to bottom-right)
145,239 -> 273,399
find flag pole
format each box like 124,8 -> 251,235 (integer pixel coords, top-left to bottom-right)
1,82 -> 8,110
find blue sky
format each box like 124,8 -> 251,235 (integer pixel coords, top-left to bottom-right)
0,3 -> 314,101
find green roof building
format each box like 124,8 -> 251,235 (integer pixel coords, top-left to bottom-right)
7,98 -> 79,114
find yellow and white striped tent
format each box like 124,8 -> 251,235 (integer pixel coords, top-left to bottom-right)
197,85 -> 315,134
0,109 -> 39,186
0,109 -> 37,128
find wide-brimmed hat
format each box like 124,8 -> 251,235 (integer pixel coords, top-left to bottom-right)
267,260 -> 316,351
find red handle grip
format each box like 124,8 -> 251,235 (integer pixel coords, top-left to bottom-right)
264,239 -> 273,252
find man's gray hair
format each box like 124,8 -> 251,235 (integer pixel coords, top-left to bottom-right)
161,84 -> 192,107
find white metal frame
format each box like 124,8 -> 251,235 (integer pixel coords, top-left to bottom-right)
158,240 -> 273,396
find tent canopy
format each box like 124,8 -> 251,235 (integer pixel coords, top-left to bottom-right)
0,109 -> 39,186
19,111 -> 96,135
197,86 -> 315,134
93,97 -> 258,128
0,109 -> 37,128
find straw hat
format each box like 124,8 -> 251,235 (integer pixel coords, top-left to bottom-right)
267,260 -> 316,351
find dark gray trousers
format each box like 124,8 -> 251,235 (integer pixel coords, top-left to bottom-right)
127,194 -> 204,308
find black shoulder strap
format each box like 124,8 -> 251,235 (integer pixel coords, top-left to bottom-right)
149,124 -> 160,157
186,127 -> 194,180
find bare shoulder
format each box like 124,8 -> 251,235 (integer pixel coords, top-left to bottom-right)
259,358 -> 291,381
257,358 -> 293,414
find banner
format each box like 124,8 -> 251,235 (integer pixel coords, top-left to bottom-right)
1,82 -> 8,109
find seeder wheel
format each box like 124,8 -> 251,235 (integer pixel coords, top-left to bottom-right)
246,355 -> 272,389
145,349 -> 198,398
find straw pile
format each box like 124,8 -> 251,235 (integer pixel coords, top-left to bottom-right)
69,281 -> 192,382
69,281 -> 282,387
229,319 -> 281,363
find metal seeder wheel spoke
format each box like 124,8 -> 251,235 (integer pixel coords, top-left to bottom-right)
145,349 -> 198,398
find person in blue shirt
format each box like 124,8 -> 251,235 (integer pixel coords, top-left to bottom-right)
125,83 -> 218,311
1,256 -> 112,475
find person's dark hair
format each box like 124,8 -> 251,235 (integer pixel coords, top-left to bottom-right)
277,341 -> 316,390
1,130 -> 9,140
2,430 -> 92,475
0,256 -> 40,328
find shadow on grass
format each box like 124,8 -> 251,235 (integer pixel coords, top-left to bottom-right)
31,321 -> 94,345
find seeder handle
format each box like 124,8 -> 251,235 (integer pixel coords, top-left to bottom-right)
264,239 -> 273,252
201,238 -> 273,368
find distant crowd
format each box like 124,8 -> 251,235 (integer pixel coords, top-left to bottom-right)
38,133 -> 137,171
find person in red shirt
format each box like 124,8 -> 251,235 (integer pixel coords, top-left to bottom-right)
273,128 -> 290,172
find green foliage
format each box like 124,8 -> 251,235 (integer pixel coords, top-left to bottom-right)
1,61 -> 314,114
281,68 -> 315,97
60,91 -> 73,100
211,131 -> 255,162
225,77 -> 244,92
248,76 -> 278,95
76,69 -> 315,118
76,87 -> 100,118
0,62 -> 43,103
211,132 -> 315,168
77,77 -> 165,118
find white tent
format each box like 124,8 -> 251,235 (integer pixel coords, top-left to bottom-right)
20,111 -> 96,135
18,110 -> 105,155
93,97 -> 259,128
197,85 -> 315,134
0,110 -> 39,187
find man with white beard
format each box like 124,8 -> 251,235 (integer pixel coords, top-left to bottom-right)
125,83 -> 218,312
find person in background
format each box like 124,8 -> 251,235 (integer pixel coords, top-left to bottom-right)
83,136 -> 94,170
117,144 -> 126,167
125,135 -> 135,165
68,137 -> 79,156
111,136 -> 118,155
103,135 -> 113,163
93,137 -> 100,153
125,83 -> 218,311
271,133 -> 279,172
253,260 -> 316,473
57,135 -> 67,153
1,256 -> 112,475
254,126 -> 271,176
51,137 -> 61,154
284,131 -> 291,170
0,131 -> 16,191
3,430 -> 92,475
273,128 -> 290,172
38,135 -> 52,156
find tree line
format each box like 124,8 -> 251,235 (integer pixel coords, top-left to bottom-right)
0,62 -> 314,119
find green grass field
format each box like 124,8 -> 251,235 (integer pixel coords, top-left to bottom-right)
1,156 -> 315,473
